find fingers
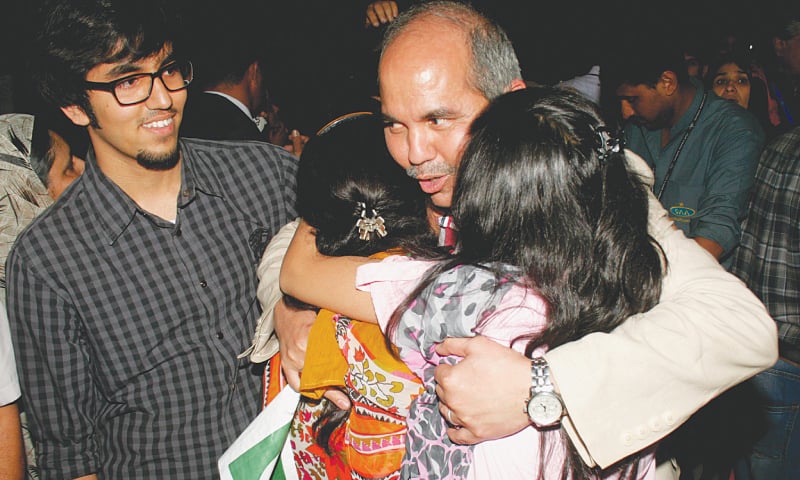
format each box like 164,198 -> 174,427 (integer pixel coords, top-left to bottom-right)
282,365 -> 301,391
435,336 -> 473,357
365,1 -> 399,27
446,426 -> 480,445
323,389 -> 352,410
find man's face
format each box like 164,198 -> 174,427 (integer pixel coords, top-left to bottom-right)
379,22 -> 489,210
47,130 -> 85,199
616,83 -> 672,130
776,33 -> 800,76
66,46 -> 186,171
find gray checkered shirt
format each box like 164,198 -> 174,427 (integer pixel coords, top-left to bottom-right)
7,138 -> 297,479
731,126 -> 800,364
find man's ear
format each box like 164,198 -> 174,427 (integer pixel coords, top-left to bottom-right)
247,62 -> 262,87
509,78 -> 527,92
61,105 -> 91,127
774,37 -> 787,58
657,71 -> 678,96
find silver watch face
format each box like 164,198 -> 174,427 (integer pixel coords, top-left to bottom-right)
527,392 -> 563,427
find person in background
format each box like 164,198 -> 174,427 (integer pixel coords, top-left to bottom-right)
729,125 -> 800,480
608,41 -> 764,265
707,51 -> 776,138
0,112 -> 85,480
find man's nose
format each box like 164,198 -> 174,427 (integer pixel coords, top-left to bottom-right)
620,101 -> 635,120
407,127 -> 435,166
146,76 -> 174,109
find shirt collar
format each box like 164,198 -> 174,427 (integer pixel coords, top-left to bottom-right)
84,140 -> 225,245
670,77 -> 706,136
204,91 -> 256,122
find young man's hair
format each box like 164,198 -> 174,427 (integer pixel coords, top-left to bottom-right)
603,40 -> 690,90
32,0 -> 183,121
380,0 -> 521,101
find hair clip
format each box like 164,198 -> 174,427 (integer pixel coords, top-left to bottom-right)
355,201 -> 388,241
594,126 -> 624,162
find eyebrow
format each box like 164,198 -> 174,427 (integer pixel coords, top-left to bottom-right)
104,53 -> 176,79
422,107 -> 458,120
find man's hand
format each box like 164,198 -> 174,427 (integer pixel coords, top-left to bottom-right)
273,297 -> 352,410
284,130 -> 309,157
273,297 -> 317,390
365,1 -> 399,27
434,336 -> 531,444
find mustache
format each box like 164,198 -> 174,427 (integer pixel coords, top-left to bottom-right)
406,162 -> 457,179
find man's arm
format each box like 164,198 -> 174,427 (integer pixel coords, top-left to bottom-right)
434,152 -> 778,468
7,254 -> 100,478
0,402 -> 24,480
693,236 -> 724,259
688,113 -> 763,259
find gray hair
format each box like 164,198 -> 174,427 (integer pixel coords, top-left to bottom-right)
380,1 -> 522,101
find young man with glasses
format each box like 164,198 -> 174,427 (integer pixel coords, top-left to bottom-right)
6,1 -> 297,478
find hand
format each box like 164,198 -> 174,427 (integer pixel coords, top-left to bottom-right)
283,130 -> 309,157
365,1 -> 399,27
434,336 -> 531,444
273,297 -> 317,390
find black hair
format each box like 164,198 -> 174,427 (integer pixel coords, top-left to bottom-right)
603,39 -> 689,90
292,112 -> 439,454
388,87 -> 664,479
183,0 -> 265,90
31,0 -> 183,124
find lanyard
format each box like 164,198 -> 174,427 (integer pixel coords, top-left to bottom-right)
655,91 -> 708,201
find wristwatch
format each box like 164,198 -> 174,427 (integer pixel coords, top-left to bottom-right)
525,357 -> 565,427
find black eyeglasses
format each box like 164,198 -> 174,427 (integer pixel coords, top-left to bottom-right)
84,60 -> 193,106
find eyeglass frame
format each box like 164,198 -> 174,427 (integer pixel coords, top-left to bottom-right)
83,60 -> 194,106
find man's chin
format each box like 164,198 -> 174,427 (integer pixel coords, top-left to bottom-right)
429,192 -> 453,212
137,147 -> 180,171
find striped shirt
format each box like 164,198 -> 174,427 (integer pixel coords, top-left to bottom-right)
7,138 -> 297,479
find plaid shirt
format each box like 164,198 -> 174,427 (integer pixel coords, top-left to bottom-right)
7,138 -> 297,479
731,126 -> 800,364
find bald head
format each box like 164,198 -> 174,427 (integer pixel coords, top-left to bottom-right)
380,1 -> 521,101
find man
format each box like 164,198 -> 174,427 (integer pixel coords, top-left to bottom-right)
180,7 -> 269,143
768,7 -> 800,131
273,1 -> 776,473
730,126 -> 800,479
8,1 -> 297,478
607,42 -> 763,265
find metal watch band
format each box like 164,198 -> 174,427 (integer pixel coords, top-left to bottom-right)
530,357 -> 553,395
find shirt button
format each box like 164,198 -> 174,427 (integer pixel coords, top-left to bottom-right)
175,228 -> 182,237
216,331 -> 224,339
200,280 -> 208,288
182,188 -> 191,198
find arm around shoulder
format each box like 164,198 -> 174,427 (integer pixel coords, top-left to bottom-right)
547,160 -> 778,467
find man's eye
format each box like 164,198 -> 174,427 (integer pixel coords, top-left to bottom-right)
714,79 -> 726,86
116,75 -> 146,90
430,118 -> 449,127
162,64 -> 179,77
737,78 -> 749,86
383,122 -> 404,133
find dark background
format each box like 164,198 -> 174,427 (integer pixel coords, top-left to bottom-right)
0,0 -> 788,134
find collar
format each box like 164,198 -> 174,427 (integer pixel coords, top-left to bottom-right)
669,77 -> 706,136
204,91 -> 256,123
84,140 -> 225,245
